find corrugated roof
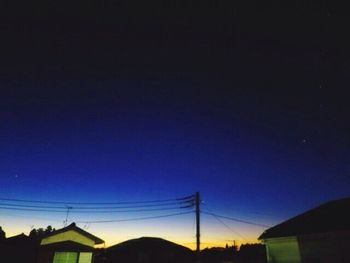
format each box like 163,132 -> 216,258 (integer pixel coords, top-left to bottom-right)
259,197 -> 350,240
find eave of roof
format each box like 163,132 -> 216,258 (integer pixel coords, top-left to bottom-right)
259,197 -> 350,240
40,240 -> 95,251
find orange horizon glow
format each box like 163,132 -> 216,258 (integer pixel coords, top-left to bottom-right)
0,217 -> 263,251
0,207 -> 271,252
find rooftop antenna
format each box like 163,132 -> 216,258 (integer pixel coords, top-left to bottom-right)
64,206 -> 72,227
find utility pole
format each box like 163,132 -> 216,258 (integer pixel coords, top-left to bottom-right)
195,192 -> 200,262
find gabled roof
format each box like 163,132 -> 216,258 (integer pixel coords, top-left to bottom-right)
259,197 -> 350,240
43,223 -> 104,245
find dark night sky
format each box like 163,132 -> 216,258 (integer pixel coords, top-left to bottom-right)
0,1 -> 349,246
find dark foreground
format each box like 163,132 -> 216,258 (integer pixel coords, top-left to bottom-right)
0,234 -> 266,263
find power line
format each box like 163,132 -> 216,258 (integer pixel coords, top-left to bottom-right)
202,202 -> 248,241
0,195 -> 194,205
202,211 -> 271,228
203,208 -> 247,241
0,206 -> 69,213
0,201 -> 192,210
76,211 -> 195,224
0,211 -> 63,223
0,206 -> 192,213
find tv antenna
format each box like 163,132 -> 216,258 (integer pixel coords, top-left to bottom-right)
63,206 -> 72,227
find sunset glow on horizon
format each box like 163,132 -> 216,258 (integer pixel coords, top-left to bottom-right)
1,5 -> 349,255
0,209 -> 265,250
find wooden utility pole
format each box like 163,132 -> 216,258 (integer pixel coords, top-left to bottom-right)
195,192 -> 200,261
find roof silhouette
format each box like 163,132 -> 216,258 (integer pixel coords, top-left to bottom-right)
5,233 -> 30,245
108,237 -> 192,252
259,197 -> 350,239
42,222 -> 104,244
4,233 -> 37,248
6,233 -> 27,240
107,237 -> 194,263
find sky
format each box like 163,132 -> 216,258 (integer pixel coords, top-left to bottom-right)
0,1 -> 349,249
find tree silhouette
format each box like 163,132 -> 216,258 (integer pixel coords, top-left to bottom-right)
29,225 -> 55,240
44,225 -> 54,234
0,226 -> 6,240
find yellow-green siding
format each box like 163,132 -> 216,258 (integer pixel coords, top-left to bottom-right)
265,237 -> 301,263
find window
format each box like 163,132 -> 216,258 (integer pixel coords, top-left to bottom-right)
52,252 -> 93,263
78,253 -> 92,263
53,252 -> 78,263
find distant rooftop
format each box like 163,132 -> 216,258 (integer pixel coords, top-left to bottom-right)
259,197 -> 350,240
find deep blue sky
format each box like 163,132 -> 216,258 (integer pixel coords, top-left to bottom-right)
0,1 -> 349,246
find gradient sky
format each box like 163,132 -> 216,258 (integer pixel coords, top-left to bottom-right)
0,1 -> 349,249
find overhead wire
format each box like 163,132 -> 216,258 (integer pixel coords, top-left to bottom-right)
203,209 -> 248,241
0,194 -> 271,247
0,206 -> 193,213
0,195 -> 195,215
0,195 -> 194,205
202,211 -> 271,228
0,201 -> 190,210
0,195 -> 269,228
0,206 -> 70,213
0,211 -> 63,223
76,211 -> 195,224
202,202 -> 248,241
